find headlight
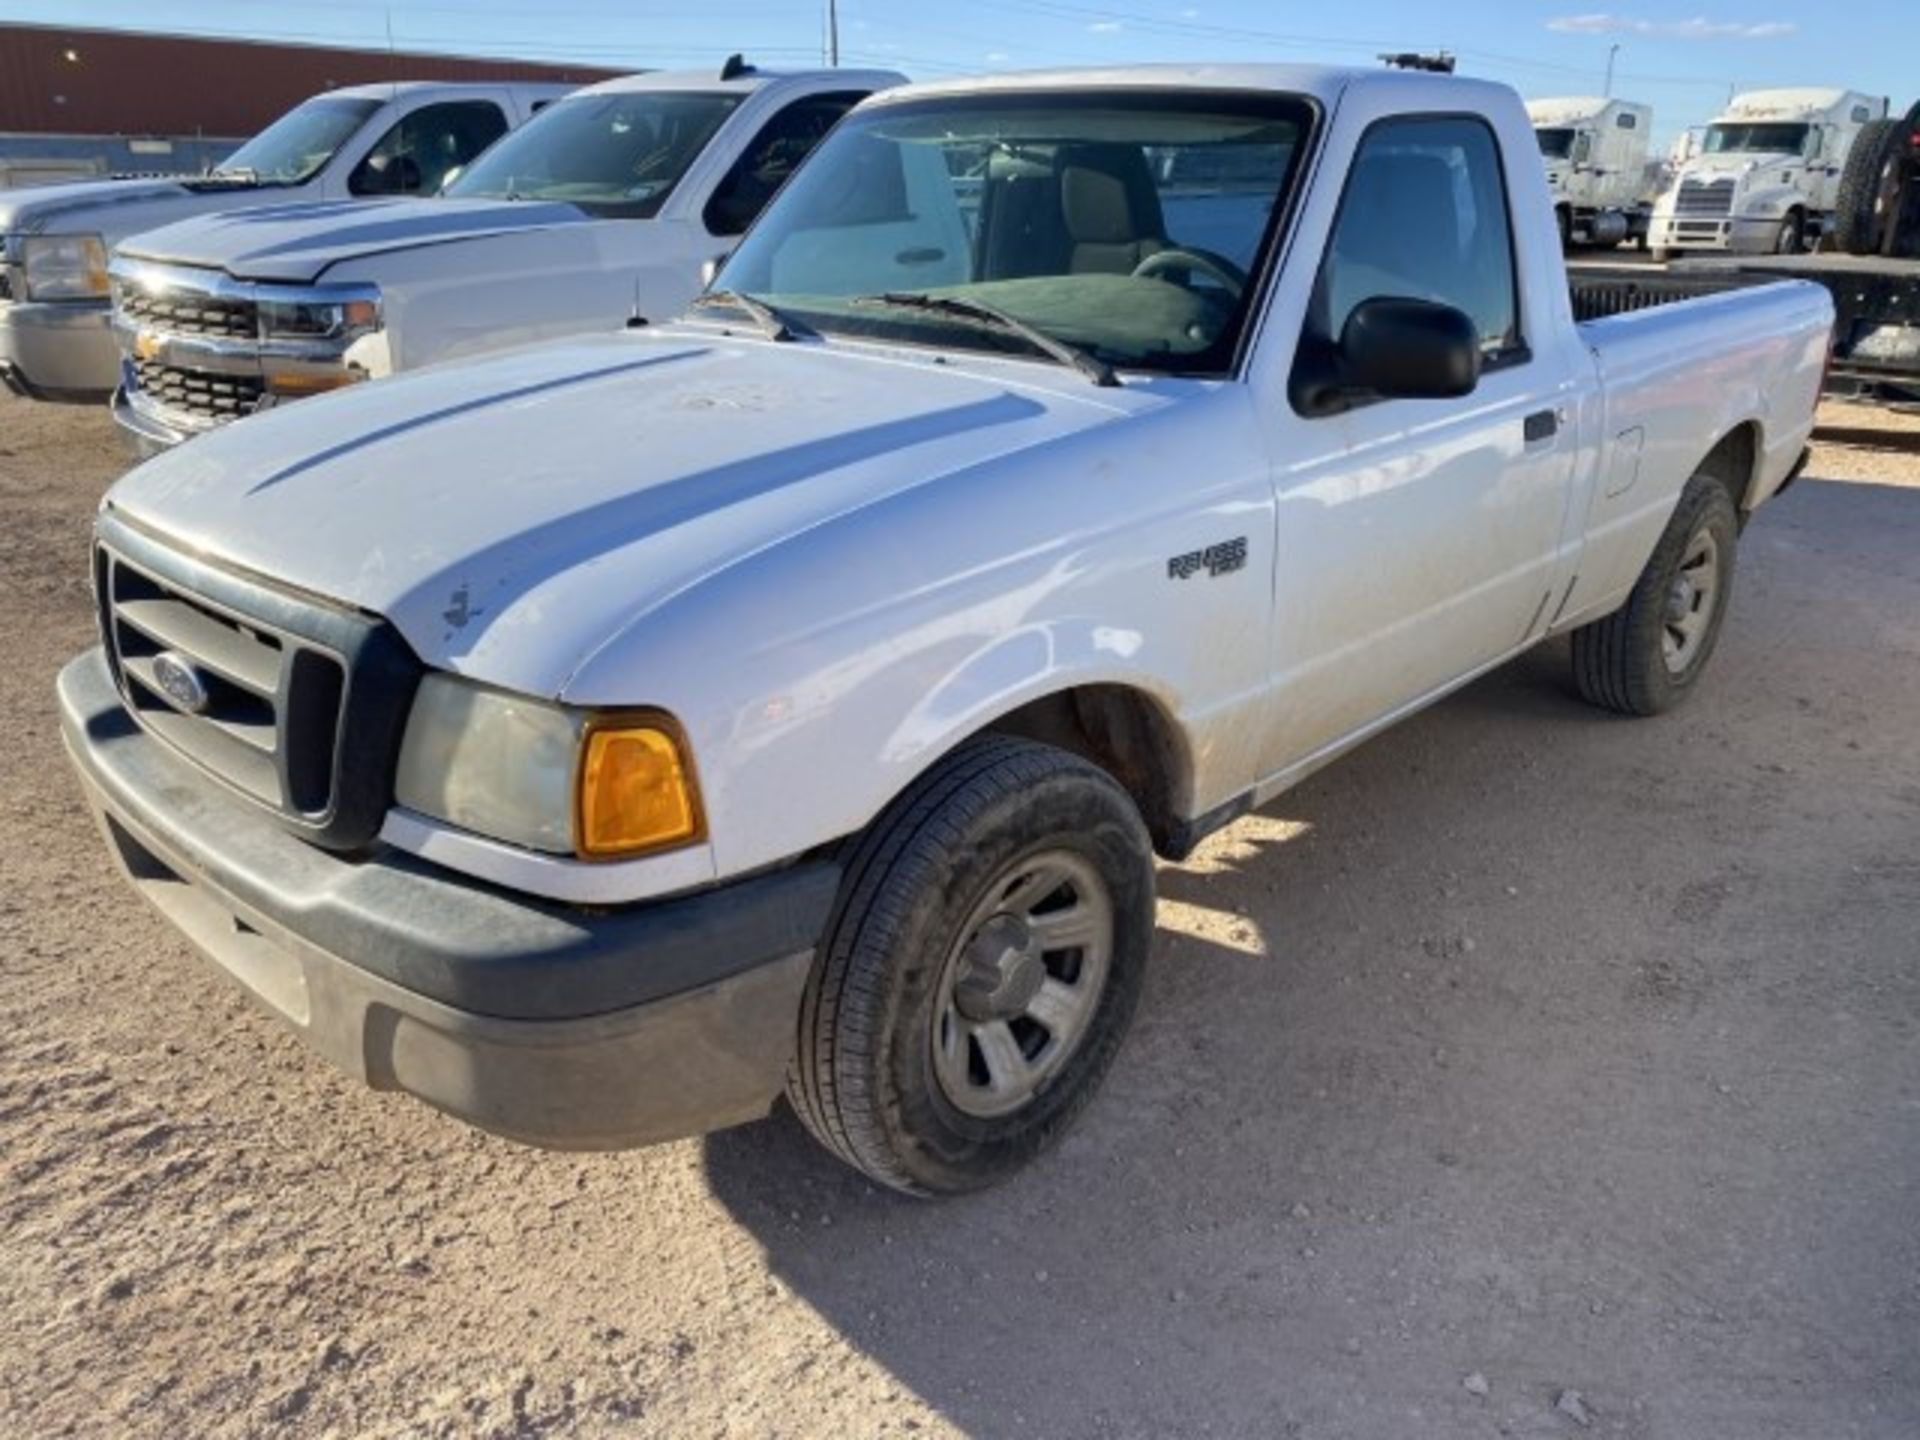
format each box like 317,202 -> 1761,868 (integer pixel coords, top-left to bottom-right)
257,289 -> 382,341
394,674 -> 703,859
21,233 -> 108,301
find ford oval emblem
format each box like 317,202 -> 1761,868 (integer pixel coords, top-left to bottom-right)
151,651 -> 212,715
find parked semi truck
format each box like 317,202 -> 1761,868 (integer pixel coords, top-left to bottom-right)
1528,96 -> 1655,249
60,63 -> 1829,1194
1670,98 -> 1920,409
0,82 -> 569,401
1649,88 -> 1887,260
107,60 -> 902,453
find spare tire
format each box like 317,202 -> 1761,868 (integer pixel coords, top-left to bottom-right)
1833,117 -> 1906,255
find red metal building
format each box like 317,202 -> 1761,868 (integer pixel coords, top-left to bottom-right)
0,22 -> 628,139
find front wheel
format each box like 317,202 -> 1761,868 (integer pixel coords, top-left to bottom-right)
1570,473 -> 1740,716
788,737 -> 1155,1195
1774,210 -> 1807,254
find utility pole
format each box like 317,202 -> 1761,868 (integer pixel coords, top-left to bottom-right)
826,0 -> 839,66
1604,42 -> 1620,98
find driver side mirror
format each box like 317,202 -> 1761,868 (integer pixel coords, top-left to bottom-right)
1292,297 -> 1482,417
438,163 -> 465,194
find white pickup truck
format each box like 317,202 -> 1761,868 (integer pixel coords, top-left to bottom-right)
0,81 -> 567,401
106,61 -> 902,452
60,64 -> 1830,1196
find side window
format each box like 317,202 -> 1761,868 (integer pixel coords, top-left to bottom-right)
704,91 -> 867,236
351,101 -> 509,196
1617,112 -> 1638,131
1308,115 -> 1521,369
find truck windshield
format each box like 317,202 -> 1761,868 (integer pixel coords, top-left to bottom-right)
444,91 -> 743,218
1702,122 -> 1809,155
1535,128 -> 1577,160
712,90 -> 1315,378
213,97 -> 382,184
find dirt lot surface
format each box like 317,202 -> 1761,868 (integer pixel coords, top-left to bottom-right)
2,393 -> 1917,1439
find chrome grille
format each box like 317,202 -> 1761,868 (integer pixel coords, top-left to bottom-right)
1674,178 -> 1736,217
95,513 -> 422,849
130,357 -> 266,424
116,285 -> 257,339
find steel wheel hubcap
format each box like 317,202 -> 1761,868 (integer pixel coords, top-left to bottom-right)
1661,526 -> 1719,674
932,850 -> 1114,1119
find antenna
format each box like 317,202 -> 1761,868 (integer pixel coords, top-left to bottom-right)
1379,51 -> 1456,74
1604,43 -> 1620,99
385,8 -> 399,99
827,0 -> 840,67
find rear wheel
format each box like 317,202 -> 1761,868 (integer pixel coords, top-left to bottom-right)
1570,472 -> 1740,716
788,737 -> 1155,1195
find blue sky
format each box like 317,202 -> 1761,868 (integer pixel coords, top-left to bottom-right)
6,1 -> 1912,144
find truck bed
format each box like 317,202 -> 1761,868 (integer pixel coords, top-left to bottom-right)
1569,256 -> 1920,409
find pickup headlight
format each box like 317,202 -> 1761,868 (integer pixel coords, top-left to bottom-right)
21,233 -> 109,301
394,674 -> 703,859
257,290 -> 382,341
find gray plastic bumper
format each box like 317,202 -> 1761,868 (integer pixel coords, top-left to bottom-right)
58,647 -> 838,1150
0,297 -> 117,400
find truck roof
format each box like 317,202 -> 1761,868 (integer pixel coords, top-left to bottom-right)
1722,87 -> 1880,120
571,64 -> 906,100
1526,96 -> 1649,125
869,62 -> 1514,111
321,79 -> 579,102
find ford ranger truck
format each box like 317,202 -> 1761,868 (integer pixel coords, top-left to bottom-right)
0,81 -> 568,402
59,65 -> 1831,1196
1649,87 -> 1887,260
106,60 -> 903,453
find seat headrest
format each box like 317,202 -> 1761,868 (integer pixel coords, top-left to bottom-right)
1058,144 -> 1164,244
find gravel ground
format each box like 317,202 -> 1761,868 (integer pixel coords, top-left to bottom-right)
1,393 -> 1917,1439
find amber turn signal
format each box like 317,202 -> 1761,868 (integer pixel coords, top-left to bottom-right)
576,721 -> 702,858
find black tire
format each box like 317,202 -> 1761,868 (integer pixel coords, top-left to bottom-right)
1832,117 -> 1902,256
1570,472 -> 1740,716
1556,206 -> 1573,251
1773,208 -> 1807,255
788,736 -> 1155,1195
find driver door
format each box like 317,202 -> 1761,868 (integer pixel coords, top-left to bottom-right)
1255,115 -> 1581,778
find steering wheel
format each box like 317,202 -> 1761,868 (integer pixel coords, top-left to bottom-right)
1131,246 -> 1248,299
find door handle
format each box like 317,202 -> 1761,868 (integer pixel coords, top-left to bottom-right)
1524,409 -> 1559,443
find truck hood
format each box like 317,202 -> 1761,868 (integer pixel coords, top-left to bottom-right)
115,195 -> 596,283
104,330 -> 1136,698
0,175 -> 283,244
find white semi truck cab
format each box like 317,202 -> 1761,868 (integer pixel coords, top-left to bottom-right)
1650,88 -> 1888,258
1528,96 -> 1654,248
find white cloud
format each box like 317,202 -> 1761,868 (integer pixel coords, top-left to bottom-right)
985,50 -> 1011,62
1088,20 -> 1124,32
1548,13 -> 1796,38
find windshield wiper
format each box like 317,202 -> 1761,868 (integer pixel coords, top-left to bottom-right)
688,289 -> 813,343
852,291 -> 1117,387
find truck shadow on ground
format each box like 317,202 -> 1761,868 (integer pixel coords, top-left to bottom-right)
696,645 -> 1640,1437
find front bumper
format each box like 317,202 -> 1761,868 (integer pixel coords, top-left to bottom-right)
1648,214 -> 1793,254
110,383 -> 195,458
0,297 -> 117,400
59,646 -> 839,1150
